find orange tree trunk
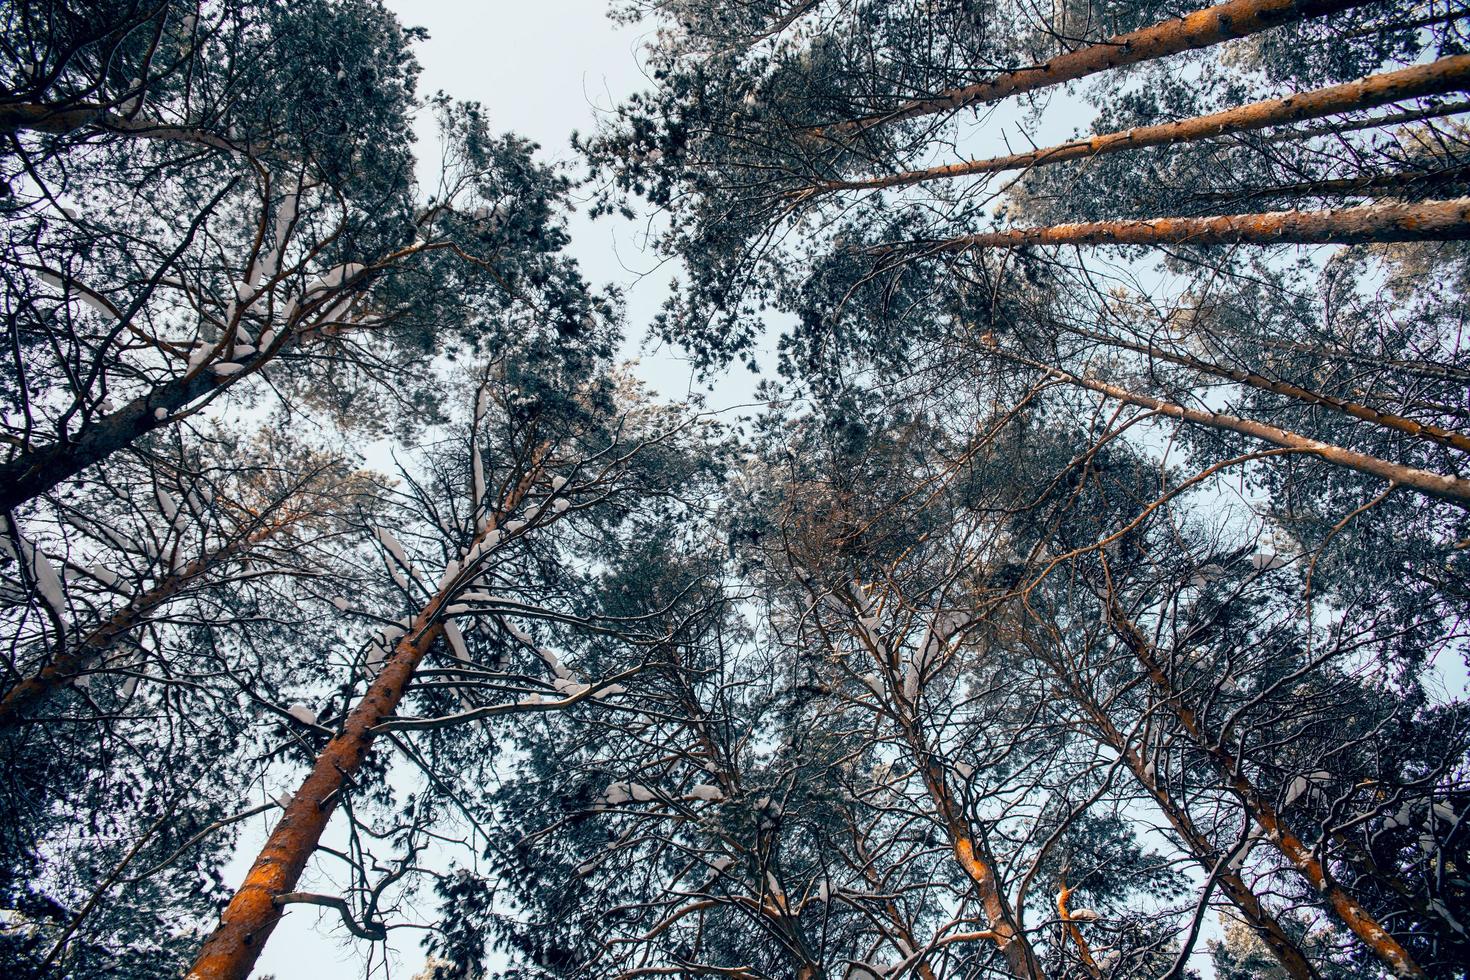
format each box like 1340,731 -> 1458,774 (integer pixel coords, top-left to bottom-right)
184,468 -> 541,980
815,0 -> 1378,139
1062,675 -> 1322,980
909,751 -> 1045,978
817,56 -> 1470,193
993,349 -> 1470,507
909,198 -> 1470,253
1104,601 -> 1426,978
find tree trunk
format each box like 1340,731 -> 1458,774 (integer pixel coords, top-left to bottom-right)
815,0 -> 1378,139
1061,325 -> 1470,454
920,758 -> 1047,979
1067,682 -> 1322,980
1188,165 -> 1470,206
910,198 -> 1470,253
0,516 -> 298,730
0,261 -> 377,515
1105,602 -> 1426,978
184,467 -> 541,980
818,56 -> 1470,193
994,348 -> 1470,506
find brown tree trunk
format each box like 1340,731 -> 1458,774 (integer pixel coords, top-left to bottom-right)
1065,681 -> 1322,980
920,757 -> 1046,979
993,348 -> 1470,506
0,515 -> 300,730
184,466 -> 541,980
1061,325 -> 1470,454
910,198 -> 1470,254
815,0 -> 1378,140
1104,601 -> 1426,978
818,56 -> 1470,194
1188,165 -> 1470,206
0,263 -> 374,516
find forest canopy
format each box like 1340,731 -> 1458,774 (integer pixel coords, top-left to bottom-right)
1,1 -> 1468,979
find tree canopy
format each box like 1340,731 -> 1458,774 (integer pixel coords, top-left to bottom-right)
2,2 -> 1468,979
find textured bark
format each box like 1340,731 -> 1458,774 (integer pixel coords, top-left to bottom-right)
1063,326 -> 1470,454
817,56 -> 1470,194
911,198 -> 1470,253
816,0 -> 1377,139
1106,604 -> 1426,978
0,517 -> 298,730
997,350 -> 1470,506
184,467 -> 541,980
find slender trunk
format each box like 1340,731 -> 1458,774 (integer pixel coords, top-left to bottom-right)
0,518 -> 294,730
994,348 -> 1470,506
1263,99 -> 1470,144
0,102 -> 269,156
850,830 -> 940,980
184,468 -> 540,980
919,757 -> 1046,979
904,198 -> 1470,254
818,56 -> 1470,194
1105,602 -> 1426,978
0,260 -> 376,515
814,0 -> 1377,139
1188,165 -> 1470,206
1062,325 -> 1470,454
1068,684 -> 1321,980
1193,327 -> 1470,386
0,366 -> 237,516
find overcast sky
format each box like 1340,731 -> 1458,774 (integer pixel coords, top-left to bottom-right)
248,6 -> 661,976
242,4 -> 1105,975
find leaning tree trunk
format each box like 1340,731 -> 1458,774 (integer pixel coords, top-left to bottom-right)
920,760 -> 1048,980
1104,601 -> 1426,978
1058,324 -> 1470,455
907,198 -> 1470,254
1188,165 -> 1470,207
816,55 -> 1470,194
0,256 -> 382,516
184,464 -> 542,980
0,513 -> 301,731
992,348 -> 1470,507
1065,680 -> 1322,980
815,0 -> 1379,139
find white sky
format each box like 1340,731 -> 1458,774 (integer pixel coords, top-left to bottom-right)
239,4 -> 1196,977
252,5 -> 668,975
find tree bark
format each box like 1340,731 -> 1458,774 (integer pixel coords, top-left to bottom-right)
0,516 -> 298,731
1104,601 -> 1426,978
1188,165 -> 1470,206
184,466 -> 541,980
1061,325 -> 1470,454
818,56 -> 1470,194
920,759 -> 1047,980
814,0 -> 1379,139
1067,683 -> 1322,980
995,348 -> 1470,506
906,198 -> 1470,253
0,259 -> 378,516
